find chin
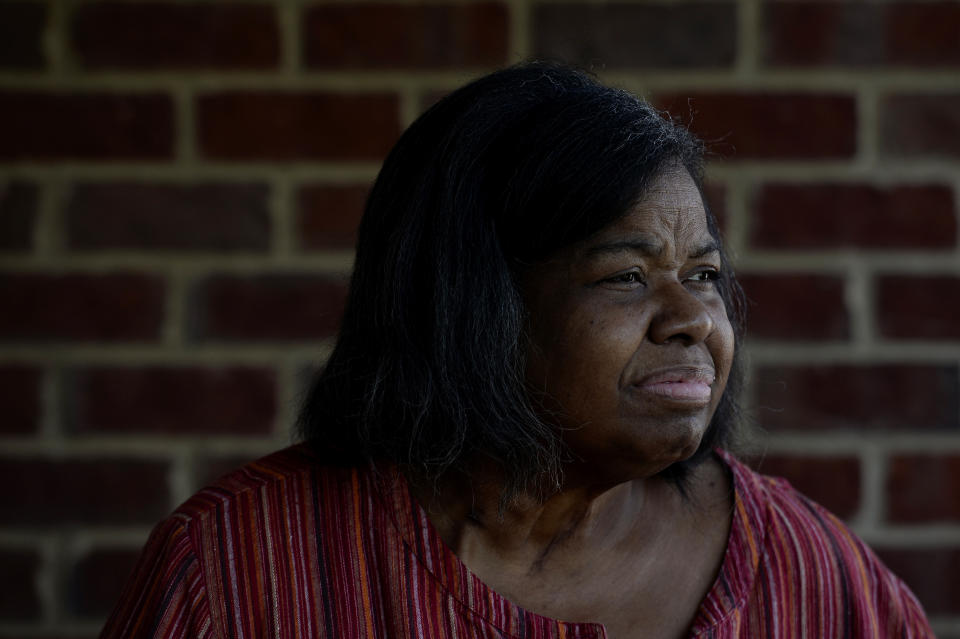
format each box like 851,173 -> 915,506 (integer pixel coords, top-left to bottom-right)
594,436 -> 704,484
671,438 -> 702,462
639,422 -> 707,472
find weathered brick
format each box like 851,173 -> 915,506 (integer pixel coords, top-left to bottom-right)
67,548 -> 141,617
305,3 -> 508,69
0,92 -> 174,161
0,365 -> 41,435
886,2 -> 960,67
765,2 -> 960,67
197,92 -> 399,161
0,2 -> 46,69
193,455 -> 256,490
0,458 -> 169,525
0,548 -> 41,619
887,454 -> 960,523
875,547 -> 960,614
756,365 -> 959,432
191,274 -> 347,341
654,93 -> 857,160
751,183 -> 956,249
877,275 -> 960,339
71,2 -> 279,70
881,94 -> 960,159
0,273 -> 165,342
0,181 -> 38,252
534,3 -> 736,68
66,183 -> 270,252
748,455 -> 860,519
66,366 -> 276,436
297,184 -> 369,250
738,273 -> 849,340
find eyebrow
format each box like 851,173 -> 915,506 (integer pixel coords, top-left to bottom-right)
583,238 -> 720,260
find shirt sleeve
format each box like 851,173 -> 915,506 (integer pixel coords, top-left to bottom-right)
892,575 -> 936,638
100,515 -> 215,639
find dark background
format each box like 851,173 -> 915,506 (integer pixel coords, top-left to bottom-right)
1,1 -> 959,635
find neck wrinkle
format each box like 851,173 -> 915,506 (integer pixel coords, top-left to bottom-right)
411,462 -> 670,575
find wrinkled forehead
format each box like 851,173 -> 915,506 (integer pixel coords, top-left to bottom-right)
633,165 -> 706,220
574,168 -> 713,259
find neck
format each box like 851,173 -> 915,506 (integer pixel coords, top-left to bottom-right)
407,458 -> 682,574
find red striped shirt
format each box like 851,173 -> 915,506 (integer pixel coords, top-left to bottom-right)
102,445 -> 933,638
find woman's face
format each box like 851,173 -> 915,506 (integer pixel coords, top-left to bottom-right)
522,167 -> 735,483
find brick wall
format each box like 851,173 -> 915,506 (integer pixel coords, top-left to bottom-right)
1,1 -> 958,636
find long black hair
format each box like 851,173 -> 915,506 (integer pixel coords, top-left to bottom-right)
298,62 -> 746,501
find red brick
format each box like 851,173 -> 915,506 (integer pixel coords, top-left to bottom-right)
191,274 -> 347,341
71,2 -> 279,70
875,547 -> 960,614
756,364 -> 959,432
0,2 -> 46,69
765,3 -> 960,67
747,455 -> 860,519
0,457 -> 169,525
67,548 -> 140,617
297,184 -> 369,250
67,366 -> 276,436
305,3 -> 508,70
0,181 -> 38,252
887,454 -> 960,523
0,366 -> 41,435
887,3 -> 960,67
877,275 -> 960,339
0,272 -> 165,342
0,548 -> 41,619
881,94 -> 960,159
193,455 -> 255,490
738,273 -> 848,340
751,183 -> 956,249
654,93 -> 856,160
66,183 -> 270,252
0,92 -> 173,161
197,92 -> 399,161
534,3 -> 736,68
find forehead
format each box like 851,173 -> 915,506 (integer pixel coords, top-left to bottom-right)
577,168 -> 712,257
636,167 -> 704,217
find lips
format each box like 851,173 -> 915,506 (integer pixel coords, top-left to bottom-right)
634,366 -> 716,402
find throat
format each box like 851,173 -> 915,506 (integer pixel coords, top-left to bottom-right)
420,472 -> 668,582
409,455 -> 734,638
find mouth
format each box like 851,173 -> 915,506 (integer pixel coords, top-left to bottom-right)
633,366 -> 716,403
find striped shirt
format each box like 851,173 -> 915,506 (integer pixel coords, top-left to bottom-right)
102,445 -> 933,638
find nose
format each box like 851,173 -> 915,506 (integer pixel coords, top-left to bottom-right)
647,282 -> 714,345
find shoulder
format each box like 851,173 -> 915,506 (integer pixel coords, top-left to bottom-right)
104,445 -> 374,638
718,450 -> 934,637
168,443 -> 373,570
176,443 -> 345,518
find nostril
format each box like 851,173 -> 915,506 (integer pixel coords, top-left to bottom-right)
650,298 -> 714,345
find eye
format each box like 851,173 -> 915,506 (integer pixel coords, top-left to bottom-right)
600,269 -> 645,289
686,268 -> 721,284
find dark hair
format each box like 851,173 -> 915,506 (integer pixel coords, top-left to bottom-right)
298,62 -> 746,501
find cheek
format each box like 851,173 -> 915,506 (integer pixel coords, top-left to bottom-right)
565,310 -> 648,400
709,309 -> 736,383
543,308 -> 640,396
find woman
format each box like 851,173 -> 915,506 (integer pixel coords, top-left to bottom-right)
103,63 -> 932,638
